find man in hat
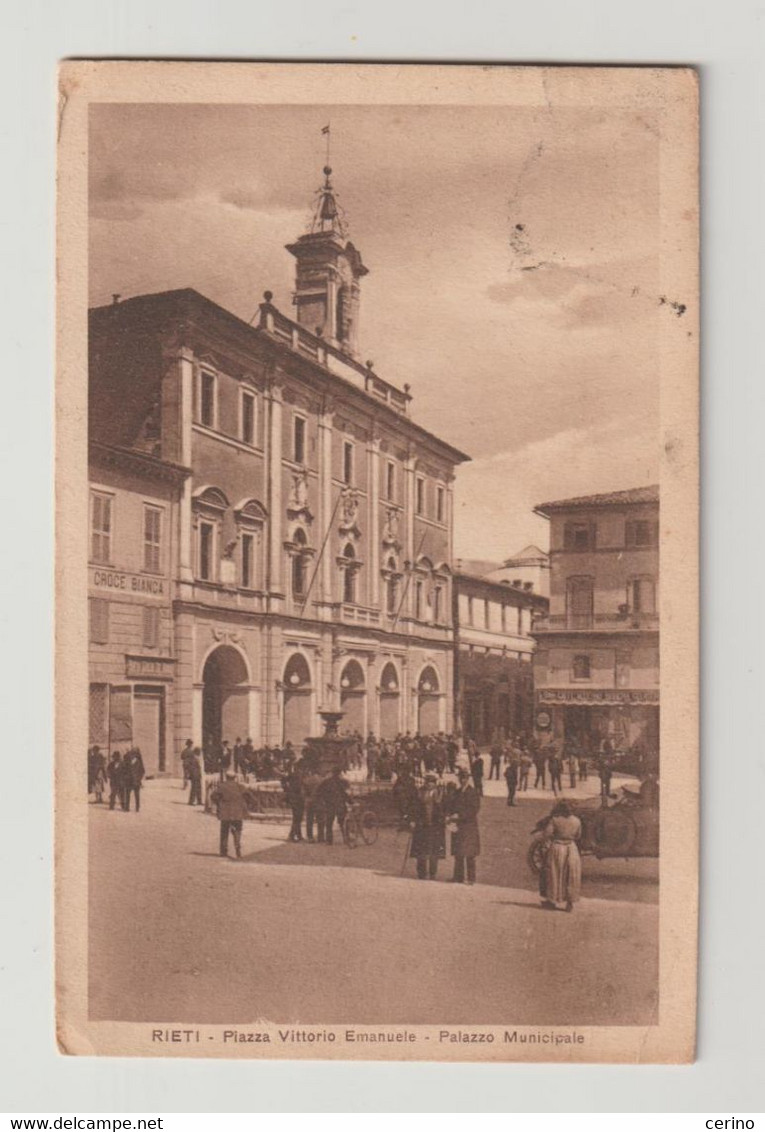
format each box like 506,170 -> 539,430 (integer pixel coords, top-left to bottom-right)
447,767 -> 481,885
405,772 -> 446,880
122,747 -> 145,812
187,746 -> 203,807
210,772 -> 252,859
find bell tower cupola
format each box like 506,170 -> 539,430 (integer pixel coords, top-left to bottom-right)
286,158 -> 368,359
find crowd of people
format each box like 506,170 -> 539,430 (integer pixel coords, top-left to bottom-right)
87,746 -> 146,812
88,725 -> 655,911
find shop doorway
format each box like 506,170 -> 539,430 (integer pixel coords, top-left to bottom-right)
202,645 -> 250,754
133,686 -> 165,775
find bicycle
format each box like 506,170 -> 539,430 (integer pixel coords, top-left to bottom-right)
342,800 -> 379,848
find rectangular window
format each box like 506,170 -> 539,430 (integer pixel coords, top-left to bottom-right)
241,390 -> 256,445
343,440 -> 354,485
467,596 -> 474,626
501,604 -> 507,633
90,491 -> 112,564
433,585 -> 442,623
143,505 -> 162,573
518,606 -> 523,634
436,485 -> 445,523
625,520 -> 656,548
567,577 -> 594,629
142,605 -> 160,648
573,654 -> 591,680
89,598 -> 109,644
564,522 -> 596,551
241,533 -> 254,589
199,522 -> 214,581
386,460 -> 396,501
630,577 -> 656,613
416,477 -> 425,516
293,415 -> 306,464
484,600 -> 490,629
200,371 -> 216,427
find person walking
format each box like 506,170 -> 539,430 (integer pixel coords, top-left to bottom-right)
533,749 -> 547,789
598,753 -> 613,801
122,748 -> 145,812
566,746 -> 578,790
187,746 -> 203,807
470,750 -> 484,796
180,739 -> 193,788
448,767 -> 481,885
504,758 -> 519,807
405,772 -> 446,880
283,766 -> 305,842
302,763 -> 323,842
539,800 -> 582,912
548,748 -> 563,796
577,751 -> 589,782
210,772 -> 252,858
488,740 -> 503,782
107,751 -> 123,811
519,750 -> 532,792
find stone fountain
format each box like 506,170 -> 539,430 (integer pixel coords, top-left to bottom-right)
302,710 -> 352,774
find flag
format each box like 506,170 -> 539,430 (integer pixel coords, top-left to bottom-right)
321,124 -> 330,135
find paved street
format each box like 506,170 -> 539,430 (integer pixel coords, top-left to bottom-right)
90,778 -> 658,1027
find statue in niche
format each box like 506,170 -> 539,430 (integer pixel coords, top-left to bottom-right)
382,508 -> 400,548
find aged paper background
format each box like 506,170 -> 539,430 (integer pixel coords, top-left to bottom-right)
56,61 -> 698,1062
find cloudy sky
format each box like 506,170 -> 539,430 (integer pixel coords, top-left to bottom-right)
89,102 -> 661,559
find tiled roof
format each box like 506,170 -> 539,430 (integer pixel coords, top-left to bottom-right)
535,485 -> 659,515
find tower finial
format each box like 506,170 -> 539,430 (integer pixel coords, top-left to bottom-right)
310,125 -> 347,236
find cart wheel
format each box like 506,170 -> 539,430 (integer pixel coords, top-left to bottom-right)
527,835 -> 546,874
360,811 -> 378,845
592,809 -> 637,855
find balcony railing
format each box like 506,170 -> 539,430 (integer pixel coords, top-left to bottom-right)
533,611 -> 660,632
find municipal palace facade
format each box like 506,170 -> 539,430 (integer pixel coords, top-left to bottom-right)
87,165 -> 470,774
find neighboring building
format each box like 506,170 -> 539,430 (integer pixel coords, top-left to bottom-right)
453,566 -> 548,745
531,486 -> 660,761
483,544 -> 550,598
88,441 -> 188,775
88,164 -> 469,768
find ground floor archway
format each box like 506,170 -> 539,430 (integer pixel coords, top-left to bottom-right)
417,664 -> 441,735
282,652 -> 314,748
202,645 -> 250,753
339,659 -> 366,735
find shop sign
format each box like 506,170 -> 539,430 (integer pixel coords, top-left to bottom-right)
125,655 -> 175,680
535,709 -> 552,730
538,688 -> 659,706
90,567 -> 167,599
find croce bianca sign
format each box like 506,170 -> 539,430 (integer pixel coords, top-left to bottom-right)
90,567 -> 167,599
538,688 -> 659,706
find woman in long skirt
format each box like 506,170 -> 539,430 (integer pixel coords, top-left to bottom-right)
540,799 -> 582,912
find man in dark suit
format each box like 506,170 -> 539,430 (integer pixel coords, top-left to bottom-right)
315,766 -> 350,845
107,751 -> 123,811
405,772 -> 446,880
122,748 -> 145,812
283,765 -> 305,842
448,767 -> 481,884
470,751 -> 484,796
210,772 -> 253,858
504,757 -> 519,806
187,746 -> 203,807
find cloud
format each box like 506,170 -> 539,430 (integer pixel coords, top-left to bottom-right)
453,419 -> 659,559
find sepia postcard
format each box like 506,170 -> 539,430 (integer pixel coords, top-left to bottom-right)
56,62 -> 699,1062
